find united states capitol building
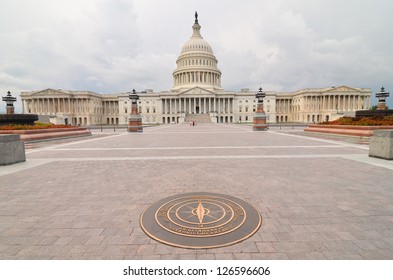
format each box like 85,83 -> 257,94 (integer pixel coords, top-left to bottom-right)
20,13 -> 371,126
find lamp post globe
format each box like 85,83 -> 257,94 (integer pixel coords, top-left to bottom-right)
129,89 -> 139,105
256,87 -> 266,104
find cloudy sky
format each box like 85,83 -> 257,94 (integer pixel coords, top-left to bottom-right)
1,0 -> 392,112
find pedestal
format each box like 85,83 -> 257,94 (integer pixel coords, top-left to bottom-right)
6,106 -> 15,115
253,104 -> 268,131
378,102 -> 387,111
127,114 -> 143,132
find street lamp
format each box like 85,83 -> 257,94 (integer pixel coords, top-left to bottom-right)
256,87 -> 266,104
253,86 -> 268,131
2,91 -> 17,114
129,89 -> 139,108
127,89 -> 143,132
376,87 -> 390,110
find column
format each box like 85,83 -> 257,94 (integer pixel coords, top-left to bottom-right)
357,96 -> 361,110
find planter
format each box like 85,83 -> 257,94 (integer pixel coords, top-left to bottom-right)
0,127 -> 91,141
304,124 -> 393,137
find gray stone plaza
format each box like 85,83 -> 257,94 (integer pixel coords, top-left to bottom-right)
1,124 -> 393,259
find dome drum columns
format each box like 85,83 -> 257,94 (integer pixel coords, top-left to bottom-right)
127,89 -> 143,133
253,87 -> 268,131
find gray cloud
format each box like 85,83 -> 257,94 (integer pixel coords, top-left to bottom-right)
1,0 -> 392,113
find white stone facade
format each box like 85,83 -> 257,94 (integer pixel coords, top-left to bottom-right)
20,15 -> 371,126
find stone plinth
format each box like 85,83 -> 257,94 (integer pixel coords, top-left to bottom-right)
6,106 -> 15,115
0,134 -> 26,165
253,112 -> 268,131
127,114 -> 143,132
378,103 -> 387,111
253,104 -> 268,131
369,130 -> 393,160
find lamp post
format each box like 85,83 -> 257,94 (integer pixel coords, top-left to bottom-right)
127,89 -> 143,132
253,87 -> 268,131
2,91 -> 17,115
376,87 -> 390,111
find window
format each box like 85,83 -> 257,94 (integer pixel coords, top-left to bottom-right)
147,108 -> 150,113
125,108 -> 127,114
153,108 -> 156,113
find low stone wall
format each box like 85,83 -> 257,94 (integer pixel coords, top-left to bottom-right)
369,130 -> 393,160
0,134 -> 26,165
0,127 -> 91,142
304,124 -> 393,137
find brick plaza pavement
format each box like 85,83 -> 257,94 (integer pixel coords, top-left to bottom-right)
1,123 -> 393,260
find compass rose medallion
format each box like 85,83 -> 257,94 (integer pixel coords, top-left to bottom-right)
140,192 -> 262,249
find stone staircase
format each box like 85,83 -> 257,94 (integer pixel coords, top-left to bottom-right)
184,113 -> 211,123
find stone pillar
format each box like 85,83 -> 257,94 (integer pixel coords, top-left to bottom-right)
369,130 -> 393,160
0,135 -> 26,165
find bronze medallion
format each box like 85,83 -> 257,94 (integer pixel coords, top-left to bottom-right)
140,192 -> 262,249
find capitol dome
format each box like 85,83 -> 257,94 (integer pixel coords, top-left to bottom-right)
172,12 -> 222,91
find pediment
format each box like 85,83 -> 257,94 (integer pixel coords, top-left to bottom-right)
30,88 -> 70,96
178,87 -> 216,96
324,86 -> 358,93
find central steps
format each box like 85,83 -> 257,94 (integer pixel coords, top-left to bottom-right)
184,113 -> 211,123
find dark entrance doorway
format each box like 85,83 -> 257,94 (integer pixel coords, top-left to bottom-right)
196,106 -> 200,114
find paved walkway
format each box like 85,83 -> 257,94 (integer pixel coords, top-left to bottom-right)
1,124 -> 393,259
